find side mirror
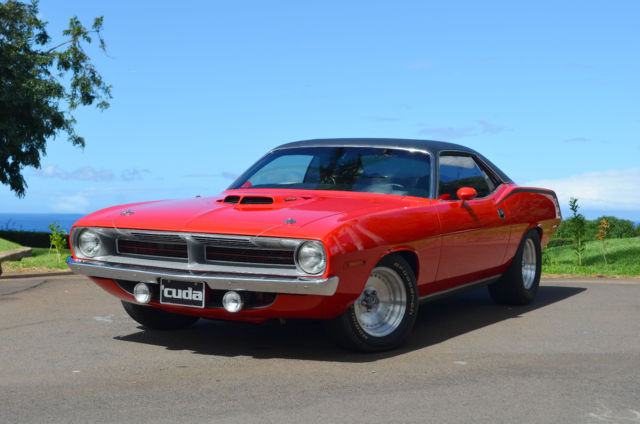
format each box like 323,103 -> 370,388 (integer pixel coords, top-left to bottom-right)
456,187 -> 477,201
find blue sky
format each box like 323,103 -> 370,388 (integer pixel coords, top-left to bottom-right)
2,0 -> 639,220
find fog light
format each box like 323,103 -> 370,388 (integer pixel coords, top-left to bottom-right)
133,283 -> 151,304
222,291 -> 244,313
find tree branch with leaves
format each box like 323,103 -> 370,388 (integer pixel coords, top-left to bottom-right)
0,0 -> 111,197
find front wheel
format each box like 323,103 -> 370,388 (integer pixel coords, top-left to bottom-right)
121,301 -> 199,330
325,255 -> 418,352
488,229 -> 542,305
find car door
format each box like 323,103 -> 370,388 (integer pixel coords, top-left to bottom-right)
434,153 -> 509,285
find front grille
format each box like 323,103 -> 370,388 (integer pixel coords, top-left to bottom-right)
128,232 -> 184,243
117,240 -> 188,259
191,235 -> 254,248
206,246 -> 295,265
113,231 -> 299,269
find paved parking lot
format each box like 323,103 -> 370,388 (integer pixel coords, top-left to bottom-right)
1,274 -> 639,423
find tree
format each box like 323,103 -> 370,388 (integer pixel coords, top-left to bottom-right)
0,0 -> 111,197
568,197 -> 586,266
48,221 -> 67,263
595,217 -> 609,265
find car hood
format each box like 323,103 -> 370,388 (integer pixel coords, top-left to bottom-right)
73,189 -> 427,240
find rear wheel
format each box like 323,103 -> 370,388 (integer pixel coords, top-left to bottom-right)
121,301 -> 199,330
488,229 -> 541,305
325,255 -> 418,352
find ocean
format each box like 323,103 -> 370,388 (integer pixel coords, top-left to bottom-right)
0,213 -> 84,233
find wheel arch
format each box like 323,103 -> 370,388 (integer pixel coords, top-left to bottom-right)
382,249 -> 419,281
532,224 -> 543,246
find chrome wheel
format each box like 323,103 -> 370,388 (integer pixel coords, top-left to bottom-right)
521,238 -> 537,289
354,267 -> 407,338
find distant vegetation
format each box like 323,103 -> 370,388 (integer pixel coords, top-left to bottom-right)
549,215 -> 640,248
543,198 -> 639,276
543,237 -> 640,276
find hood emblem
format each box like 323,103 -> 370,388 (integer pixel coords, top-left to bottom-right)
120,209 -> 135,216
284,218 -> 296,224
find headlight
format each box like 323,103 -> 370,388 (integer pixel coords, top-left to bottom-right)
77,229 -> 102,258
296,241 -> 327,275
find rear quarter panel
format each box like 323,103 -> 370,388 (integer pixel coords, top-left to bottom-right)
498,186 -> 562,263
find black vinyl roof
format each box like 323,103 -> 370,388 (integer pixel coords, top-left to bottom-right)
274,138 -> 513,183
276,138 -> 473,155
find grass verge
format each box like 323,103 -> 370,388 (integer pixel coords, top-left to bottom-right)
543,237 -> 640,277
0,237 -> 22,251
1,247 -> 71,273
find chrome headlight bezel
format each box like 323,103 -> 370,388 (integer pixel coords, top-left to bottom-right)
295,240 -> 327,275
75,228 -> 104,258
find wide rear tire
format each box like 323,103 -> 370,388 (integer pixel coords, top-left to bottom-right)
325,255 -> 418,352
488,229 -> 541,305
121,301 -> 199,330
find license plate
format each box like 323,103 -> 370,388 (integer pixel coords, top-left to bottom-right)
160,280 -> 206,308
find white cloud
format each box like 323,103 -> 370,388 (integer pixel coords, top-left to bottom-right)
183,171 -> 239,180
51,194 -> 91,213
221,171 -> 239,180
121,168 -> 151,181
525,168 -> 640,211
477,120 -> 506,134
418,126 -> 476,140
35,165 -> 150,182
37,165 -> 68,179
36,165 -> 114,181
418,120 -> 507,140
564,137 -> 589,143
71,167 -> 115,181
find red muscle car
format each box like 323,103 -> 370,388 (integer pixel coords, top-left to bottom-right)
67,138 -> 561,351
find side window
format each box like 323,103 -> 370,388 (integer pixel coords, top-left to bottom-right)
438,154 -> 495,200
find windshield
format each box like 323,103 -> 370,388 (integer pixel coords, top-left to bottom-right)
229,147 -> 431,197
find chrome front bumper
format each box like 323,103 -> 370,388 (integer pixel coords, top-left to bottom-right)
66,257 -> 339,296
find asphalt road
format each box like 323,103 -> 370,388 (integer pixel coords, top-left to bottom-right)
1,274 -> 639,424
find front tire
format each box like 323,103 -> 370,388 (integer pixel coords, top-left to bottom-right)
325,255 -> 418,352
488,229 -> 542,305
121,301 -> 199,330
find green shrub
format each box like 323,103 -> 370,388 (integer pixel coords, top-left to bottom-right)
48,222 -> 68,263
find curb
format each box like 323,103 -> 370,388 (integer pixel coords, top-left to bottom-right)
0,247 -> 34,277
0,247 -> 33,262
0,270 -> 73,280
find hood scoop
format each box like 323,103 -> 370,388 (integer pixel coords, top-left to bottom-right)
222,195 -> 274,205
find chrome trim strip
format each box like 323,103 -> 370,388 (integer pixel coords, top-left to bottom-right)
418,274 -> 500,304
67,257 -> 339,296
